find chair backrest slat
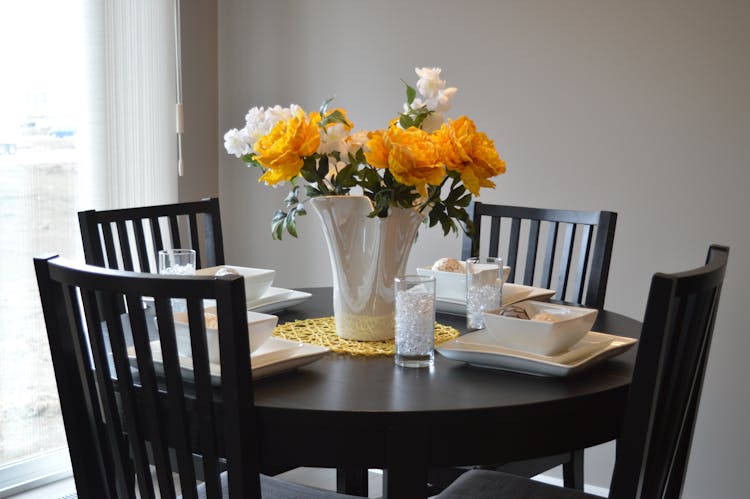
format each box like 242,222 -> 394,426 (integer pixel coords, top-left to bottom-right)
507,218 -> 521,272
127,293 -> 176,498
100,290 -> 156,498
540,222 -> 558,290
149,216 -> 165,256
187,297 -> 223,495
522,219 -> 541,286
188,213 -> 203,268
554,223 -> 576,301
610,245 -> 728,499
78,288 -> 133,498
153,296 -> 199,499
116,221 -> 135,271
168,214 -> 182,250
488,217 -> 501,258
78,198 -> 225,273
102,223 -> 118,269
572,224 -> 594,304
133,219 -> 152,273
35,255 -> 258,498
463,202 -> 617,308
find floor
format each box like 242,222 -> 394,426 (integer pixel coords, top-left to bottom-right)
7,467 -> 385,498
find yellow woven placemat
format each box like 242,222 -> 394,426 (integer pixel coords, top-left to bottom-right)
272,316 -> 460,356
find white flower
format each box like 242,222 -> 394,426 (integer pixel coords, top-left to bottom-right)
223,128 -> 251,158
421,112 -> 445,133
242,104 -> 302,147
435,86 -> 457,113
325,159 -> 347,181
347,130 -> 370,150
318,122 -> 351,156
415,67 -> 445,98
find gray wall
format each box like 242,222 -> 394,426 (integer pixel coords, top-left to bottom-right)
213,1 -> 749,496
178,0 -> 219,202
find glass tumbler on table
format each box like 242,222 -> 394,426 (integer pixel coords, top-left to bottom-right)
158,248 -> 196,275
158,249 -> 196,312
466,257 -> 503,332
394,275 -> 436,368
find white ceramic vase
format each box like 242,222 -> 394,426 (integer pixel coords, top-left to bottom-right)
310,196 -> 424,341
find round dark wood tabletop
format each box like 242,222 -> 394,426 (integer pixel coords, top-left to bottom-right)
252,288 -> 641,498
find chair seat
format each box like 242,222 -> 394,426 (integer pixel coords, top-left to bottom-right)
437,470 -> 599,499
192,472 -> 366,499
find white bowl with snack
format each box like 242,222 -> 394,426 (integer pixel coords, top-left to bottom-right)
195,265 -> 275,303
483,301 -> 598,356
172,310 -> 278,363
417,257 -> 510,302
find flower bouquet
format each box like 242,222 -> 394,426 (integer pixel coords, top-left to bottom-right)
224,67 -> 506,240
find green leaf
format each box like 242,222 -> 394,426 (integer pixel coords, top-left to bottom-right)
439,215 -> 454,236
317,155 -> 330,179
294,203 -> 307,216
300,161 -> 320,184
305,185 -> 323,197
271,210 -> 287,240
323,109 -> 349,126
402,79 -> 416,105
320,97 -> 334,115
285,209 -> 298,238
456,193 -> 472,207
284,186 -> 299,208
399,114 -> 412,129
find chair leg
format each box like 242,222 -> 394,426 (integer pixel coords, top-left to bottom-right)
562,449 -> 584,490
337,465 -> 368,496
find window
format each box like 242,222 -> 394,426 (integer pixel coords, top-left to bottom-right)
0,0 -> 177,493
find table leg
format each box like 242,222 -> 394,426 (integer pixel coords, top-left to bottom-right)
336,465 -> 369,496
562,449 -> 585,490
383,426 -> 429,498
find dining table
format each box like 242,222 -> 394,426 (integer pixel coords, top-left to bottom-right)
251,287 -> 642,499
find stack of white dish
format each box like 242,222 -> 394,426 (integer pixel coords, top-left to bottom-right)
482,301 -> 598,356
416,260 -> 554,313
195,265 -> 312,313
153,264 -> 321,379
195,265 -> 275,303
172,309 -> 278,364
436,300 -> 638,376
416,262 -> 511,302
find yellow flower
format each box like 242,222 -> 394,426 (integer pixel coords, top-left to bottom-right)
365,125 -> 445,197
436,116 -> 506,196
254,109 -> 321,185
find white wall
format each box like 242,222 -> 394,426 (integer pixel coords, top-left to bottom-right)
217,1 -> 750,496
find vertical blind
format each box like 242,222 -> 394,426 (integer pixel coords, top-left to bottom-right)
83,0 -> 178,211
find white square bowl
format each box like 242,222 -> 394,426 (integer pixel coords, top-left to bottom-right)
483,301 -> 598,356
417,264 -> 511,302
172,310 -> 278,363
195,265 -> 275,303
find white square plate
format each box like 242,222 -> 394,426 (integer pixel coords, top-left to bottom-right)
435,283 -> 556,315
436,329 -> 636,377
133,336 -> 328,381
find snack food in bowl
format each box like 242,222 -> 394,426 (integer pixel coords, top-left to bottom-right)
417,258 -> 510,302
483,301 -> 598,355
195,265 -> 275,303
171,310 -> 277,363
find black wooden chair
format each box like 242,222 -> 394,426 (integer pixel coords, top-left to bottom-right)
78,198 -> 224,273
432,202 -> 619,492
437,244 -> 729,498
461,202 -> 618,309
34,255 -> 358,499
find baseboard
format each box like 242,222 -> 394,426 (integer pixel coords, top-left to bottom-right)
534,474 -> 609,497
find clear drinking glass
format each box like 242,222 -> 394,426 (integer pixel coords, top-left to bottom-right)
158,249 -> 196,275
158,249 -> 196,313
394,275 -> 436,368
466,257 -> 503,332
